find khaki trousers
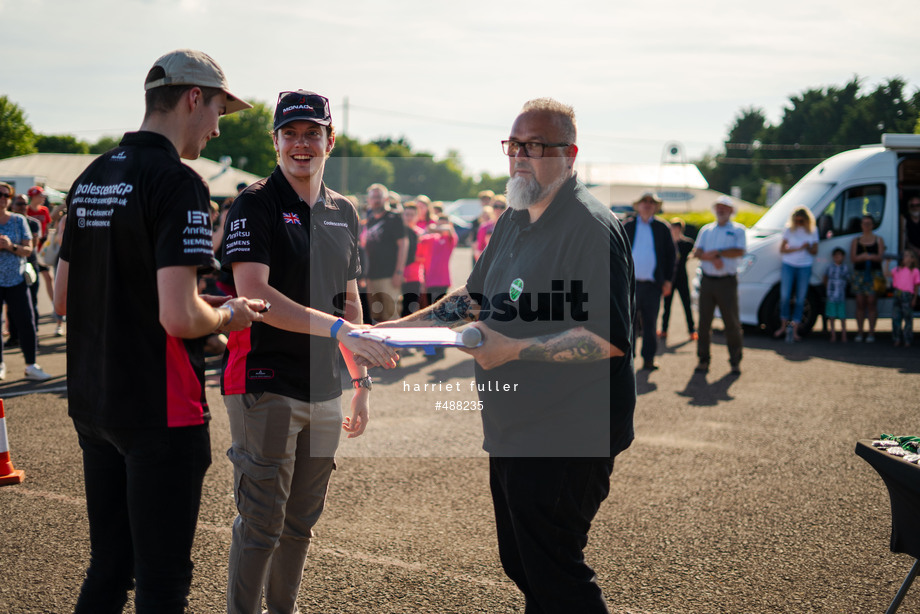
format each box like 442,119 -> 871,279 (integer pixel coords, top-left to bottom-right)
225,392 -> 342,614
697,275 -> 743,366
366,277 -> 401,322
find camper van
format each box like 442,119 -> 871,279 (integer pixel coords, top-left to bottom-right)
737,133 -> 920,333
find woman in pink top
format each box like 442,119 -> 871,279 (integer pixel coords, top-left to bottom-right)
416,216 -> 457,359
418,216 -> 457,304
887,249 -> 920,347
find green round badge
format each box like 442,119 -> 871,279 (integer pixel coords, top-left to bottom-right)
509,278 -> 524,302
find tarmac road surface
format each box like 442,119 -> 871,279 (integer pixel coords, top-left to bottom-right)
2,247 -> 919,613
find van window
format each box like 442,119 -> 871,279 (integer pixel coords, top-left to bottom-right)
816,184 -> 885,238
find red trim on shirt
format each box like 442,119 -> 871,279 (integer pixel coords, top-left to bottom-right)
223,328 -> 252,395
165,335 -> 206,427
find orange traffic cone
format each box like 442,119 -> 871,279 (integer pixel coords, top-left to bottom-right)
0,399 -> 25,486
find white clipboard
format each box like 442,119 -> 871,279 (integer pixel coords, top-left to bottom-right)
348,327 -> 482,356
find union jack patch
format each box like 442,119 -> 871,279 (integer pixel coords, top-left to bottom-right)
282,212 -> 301,225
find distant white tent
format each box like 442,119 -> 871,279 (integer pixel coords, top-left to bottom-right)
0,153 -> 262,200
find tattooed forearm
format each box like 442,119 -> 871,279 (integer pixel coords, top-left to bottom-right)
423,294 -> 477,327
519,328 -> 611,363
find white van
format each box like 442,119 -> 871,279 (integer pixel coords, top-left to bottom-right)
737,133 -> 920,333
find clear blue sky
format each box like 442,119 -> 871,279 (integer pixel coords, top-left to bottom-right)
3,0 -> 919,178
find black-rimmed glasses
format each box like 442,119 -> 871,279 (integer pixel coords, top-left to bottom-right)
501,139 -> 570,158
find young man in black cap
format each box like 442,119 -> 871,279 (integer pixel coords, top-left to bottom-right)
54,49 -> 266,613
220,89 -> 397,614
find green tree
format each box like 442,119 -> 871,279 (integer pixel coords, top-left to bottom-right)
697,77 -> 920,205
35,134 -> 90,154
201,100 -> 276,177
90,136 -> 121,154
325,135 -> 394,196
0,96 -> 37,158
473,172 -> 509,197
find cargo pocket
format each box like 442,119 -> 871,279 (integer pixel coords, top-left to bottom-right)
227,445 -> 281,523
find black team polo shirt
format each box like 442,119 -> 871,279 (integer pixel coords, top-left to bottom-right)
60,131 -> 215,429
466,175 -> 636,458
220,166 -> 361,403
363,208 -> 406,280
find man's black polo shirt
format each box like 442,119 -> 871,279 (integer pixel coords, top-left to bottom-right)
363,209 -> 405,279
60,131 -> 215,429
220,167 -> 361,403
466,175 -> 636,457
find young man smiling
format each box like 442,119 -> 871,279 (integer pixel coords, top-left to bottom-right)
54,49 -> 265,613
220,89 -> 397,614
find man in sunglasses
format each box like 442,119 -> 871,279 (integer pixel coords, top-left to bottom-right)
376,98 -> 635,613
219,89 -> 398,614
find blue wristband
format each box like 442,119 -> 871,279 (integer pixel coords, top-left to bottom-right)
329,318 -> 346,340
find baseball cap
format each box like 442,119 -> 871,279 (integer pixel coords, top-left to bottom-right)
27,186 -> 44,198
274,90 -> 332,131
714,195 -> 736,210
144,49 -> 252,115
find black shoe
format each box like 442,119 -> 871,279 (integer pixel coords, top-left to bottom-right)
730,364 -> 742,375
641,361 -> 659,371
694,361 -> 709,373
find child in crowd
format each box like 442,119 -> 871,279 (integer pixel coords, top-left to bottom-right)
887,249 -> 920,347
824,247 -> 850,342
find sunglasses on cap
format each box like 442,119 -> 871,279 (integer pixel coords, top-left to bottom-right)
274,90 -> 331,130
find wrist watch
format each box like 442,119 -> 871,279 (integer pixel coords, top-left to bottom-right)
352,375 -> 373,390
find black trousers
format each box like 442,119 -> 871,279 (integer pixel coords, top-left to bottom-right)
662,270 -> 694,334
72,419 -> 211,614
634,281 -> 662,364
489,456 -> 614,614
1,281 -> 38,364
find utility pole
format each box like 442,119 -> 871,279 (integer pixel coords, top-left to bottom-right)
341,96 -> 349,194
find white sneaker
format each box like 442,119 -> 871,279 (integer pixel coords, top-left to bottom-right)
0,362 -> 6,380
54,324 -> 64,336
24,364 -> 52,381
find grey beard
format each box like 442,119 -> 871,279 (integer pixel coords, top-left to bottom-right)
505,173 -> 566,211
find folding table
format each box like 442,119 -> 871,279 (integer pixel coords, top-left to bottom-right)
855,441 -> 920,613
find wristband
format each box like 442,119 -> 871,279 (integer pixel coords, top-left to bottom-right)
330,317 -> 346,340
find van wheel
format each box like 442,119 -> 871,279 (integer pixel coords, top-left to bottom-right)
759,286 -> 822,335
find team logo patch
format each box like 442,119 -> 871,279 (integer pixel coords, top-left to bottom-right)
247,368 -> 275,380
509,278 -> 524,302
282,212 -> 301,225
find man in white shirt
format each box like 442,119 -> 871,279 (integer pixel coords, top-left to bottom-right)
692,195 -> 747,375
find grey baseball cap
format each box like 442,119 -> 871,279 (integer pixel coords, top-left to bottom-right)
144,49 -> 252,115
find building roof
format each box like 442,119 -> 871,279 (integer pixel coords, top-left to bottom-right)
0,152 -> 262,200
575,162 -> 709,190
574,161 -> 759,213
